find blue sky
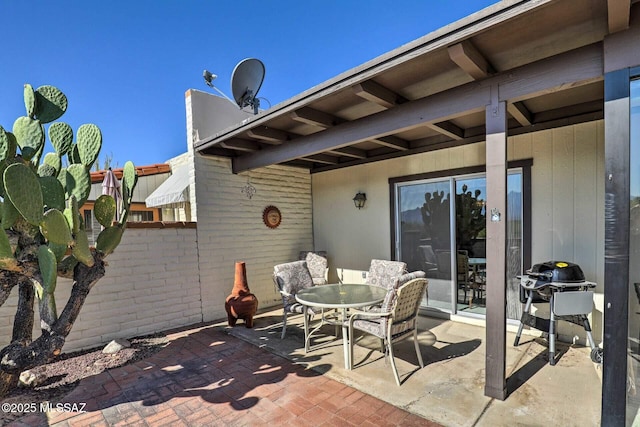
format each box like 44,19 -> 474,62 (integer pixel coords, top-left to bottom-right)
0,1 -> 496,169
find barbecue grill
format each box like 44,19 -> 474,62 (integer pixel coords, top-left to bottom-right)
513,261 -> 603,365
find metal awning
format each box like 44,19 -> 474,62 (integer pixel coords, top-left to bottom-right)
145,165 -> 190,208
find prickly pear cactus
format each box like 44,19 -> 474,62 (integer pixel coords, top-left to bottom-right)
0,84 -> 138,395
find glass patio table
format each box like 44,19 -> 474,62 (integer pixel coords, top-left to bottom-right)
295,283 -> 387,369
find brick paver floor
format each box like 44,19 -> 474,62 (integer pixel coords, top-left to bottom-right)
8,325 -> 439,426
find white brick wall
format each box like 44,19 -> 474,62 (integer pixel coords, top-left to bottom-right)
193,155 -> 313,322
0,226 -> 201,353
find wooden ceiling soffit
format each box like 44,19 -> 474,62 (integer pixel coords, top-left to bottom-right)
299,154 -> 340,165
531,99 -> 603,123
326,146 -> 367,159
447,40 -> 495,80
369,135 -> 410,151
352,80 -> 408,108
246,126 -> 290,144
608,0 -> 631,33
290,107 -> 342,128
231,43 -> 602,173
507,102 -> 532,126
219,138 -> 260,152
426,121 -> 464,140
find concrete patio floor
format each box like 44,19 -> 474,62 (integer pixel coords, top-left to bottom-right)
226,308 -> 602,427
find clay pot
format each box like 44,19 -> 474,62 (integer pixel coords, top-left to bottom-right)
225,261 -> 258,328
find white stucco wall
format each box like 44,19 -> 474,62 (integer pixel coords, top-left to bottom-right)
185,89 -> 248,221
312,120 -> 605,342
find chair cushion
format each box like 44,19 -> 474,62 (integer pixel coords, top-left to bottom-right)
274,260 -> 314,295
352,317 -> 416,339
305,252 -> 328,283
365,259 -> 406,289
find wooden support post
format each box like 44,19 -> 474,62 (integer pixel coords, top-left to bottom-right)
601,68 -> 630,426
484,86 -> 508,400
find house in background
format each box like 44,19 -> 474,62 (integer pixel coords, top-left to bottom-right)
83,160 -> 192,244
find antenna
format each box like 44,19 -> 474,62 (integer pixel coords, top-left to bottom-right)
231,58 -> 265,115
202,69 -> 236,105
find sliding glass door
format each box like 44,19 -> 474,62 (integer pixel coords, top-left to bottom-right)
395,169 -> 524,318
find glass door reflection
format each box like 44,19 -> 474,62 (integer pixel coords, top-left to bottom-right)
397,179 -> 453,311
455,176 -> 487,314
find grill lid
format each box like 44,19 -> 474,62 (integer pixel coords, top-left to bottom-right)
527,261 -> 585,283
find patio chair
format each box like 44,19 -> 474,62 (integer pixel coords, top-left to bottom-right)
361,259 -> 407,311
365,259 -> 407,290
348,276 -> 429,385
299,251 -> 329,285
273,260 -> 318,340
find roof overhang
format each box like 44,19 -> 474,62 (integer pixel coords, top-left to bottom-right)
194,0 -> 628,174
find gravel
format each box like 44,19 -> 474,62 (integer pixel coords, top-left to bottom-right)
0,332 -> 169,424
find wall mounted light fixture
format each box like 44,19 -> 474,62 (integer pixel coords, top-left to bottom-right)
353,192 -> 367,209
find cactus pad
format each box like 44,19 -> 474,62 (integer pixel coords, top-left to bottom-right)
34,85 -> 67,124
0,127 -> 17,162
48,122 -> 73,156
77,124 -> 102,168
24,84 -> 36,119
38,164 -> 56,177
67,144 -> 81,165
38,245 -> 58,292
43,153 -> 61,176
4,163 -> 44,226
12,116 -> 44,161
63,164 -> 91,207
0,228 -> 18,271
72,229 -> 94,267
40,209 -> 73,246
48,241 -> 68,262
96,225 -> 123,255
94,195 -> 116,227
39,176 -> 66,211
63,195 -> 80,235
1,198 -> 19,230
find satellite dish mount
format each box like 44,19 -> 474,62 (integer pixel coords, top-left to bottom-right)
231,58 -> 265,115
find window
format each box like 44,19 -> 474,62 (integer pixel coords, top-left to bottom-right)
129,211 -> 154,222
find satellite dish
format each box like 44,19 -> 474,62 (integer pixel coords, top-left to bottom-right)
231,58 -> 265,115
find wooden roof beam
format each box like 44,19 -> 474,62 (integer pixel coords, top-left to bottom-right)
246,126 -> 289,144
507,102 -> 532,126
290,107 -> 342,128
370,135 -> 409,151
426,121 -> 464,140
326,146 -> 367,159
608,0 -> 630,33
219,138 -> 261,152
352,80 -> 407,108
447,40 -> 495,80
300,154 -> 340,165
